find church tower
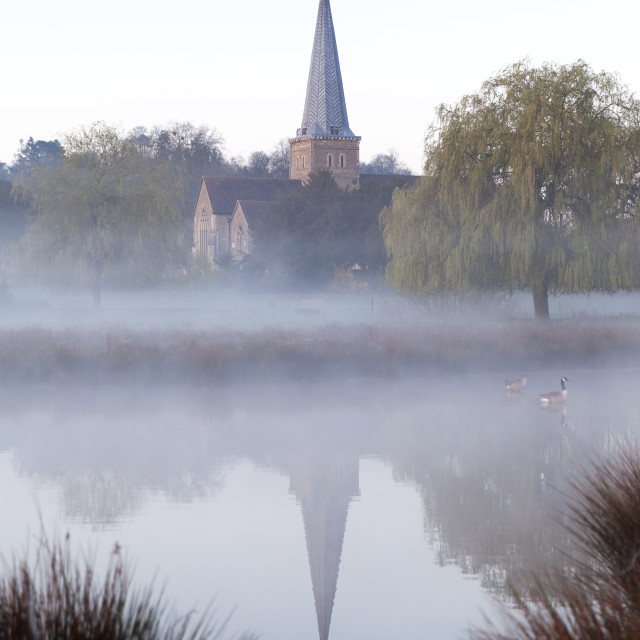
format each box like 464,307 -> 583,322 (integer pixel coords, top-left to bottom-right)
289,0 -> 361,190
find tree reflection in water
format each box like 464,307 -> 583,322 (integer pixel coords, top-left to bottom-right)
0,371 -> 639,637
387,372 -> 640,604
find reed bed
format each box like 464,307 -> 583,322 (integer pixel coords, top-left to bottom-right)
0,534 -> 254,640
0,320 -> 639,384
471,447 -> 640,640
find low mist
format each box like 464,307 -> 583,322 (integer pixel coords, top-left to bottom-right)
2,275 -> 640,640
0,285 -> 640,386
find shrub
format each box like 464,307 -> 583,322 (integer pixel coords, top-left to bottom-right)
470,447 -> 640,639
0,533 -> 255,640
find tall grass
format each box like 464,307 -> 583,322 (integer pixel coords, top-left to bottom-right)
470,447 -> 640,639
0,534 -> 255,640
0,320 -> 639,383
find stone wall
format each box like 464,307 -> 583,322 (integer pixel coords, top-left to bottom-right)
289,136 -> 360,190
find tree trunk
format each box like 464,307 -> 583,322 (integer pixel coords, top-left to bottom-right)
532,282 -> 550,321
92,262 -> 103,310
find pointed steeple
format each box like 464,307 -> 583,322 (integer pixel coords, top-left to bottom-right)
298,0 -> 356,138
289,0 -> 361,190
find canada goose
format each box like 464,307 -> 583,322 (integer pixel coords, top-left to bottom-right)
505,377 -> 527,392
538,377 -> 569,404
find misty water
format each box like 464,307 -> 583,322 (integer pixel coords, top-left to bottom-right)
2,289 -> 640,640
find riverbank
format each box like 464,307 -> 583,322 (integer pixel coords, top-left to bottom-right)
0,319 -> 639,384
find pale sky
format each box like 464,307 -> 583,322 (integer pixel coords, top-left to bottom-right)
2,0 -> 640,175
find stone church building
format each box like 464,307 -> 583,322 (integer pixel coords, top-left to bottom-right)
193,0 -> 406,265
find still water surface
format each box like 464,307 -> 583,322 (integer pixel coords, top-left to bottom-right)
1,370 -> 639,639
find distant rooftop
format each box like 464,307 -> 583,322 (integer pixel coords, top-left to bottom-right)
202,177 -> 301,216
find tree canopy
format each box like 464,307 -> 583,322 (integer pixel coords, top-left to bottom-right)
12,137 -> 64,174
381,60 -> 640,319
15,122 -> 185,307
360,150 -> 411,176
250,170 -> 410,289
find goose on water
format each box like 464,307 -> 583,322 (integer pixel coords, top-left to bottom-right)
504,377 -> 527,392
538,377 -> 569,404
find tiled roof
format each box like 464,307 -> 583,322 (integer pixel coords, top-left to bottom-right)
234,199 -> 275,225
298,0 -> 355,139
359,174 -> 422,188
202,177 -> 301,216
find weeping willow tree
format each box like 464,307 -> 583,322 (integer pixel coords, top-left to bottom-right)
381,60 -> 640,319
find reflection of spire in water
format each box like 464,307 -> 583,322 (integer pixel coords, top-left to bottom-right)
289,451 -> 360,640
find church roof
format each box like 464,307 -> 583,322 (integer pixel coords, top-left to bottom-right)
359,174 -> 422,188
297,0 -> 356,139
233,199 -> 275,225
202,177 -> 300,217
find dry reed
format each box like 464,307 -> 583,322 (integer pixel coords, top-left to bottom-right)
0,320 -> 638,384
0,533 -> 255,640
470,447 -> 640,639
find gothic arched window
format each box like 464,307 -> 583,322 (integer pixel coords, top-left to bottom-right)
236,226 -> 245,254
199,210 -> 209,256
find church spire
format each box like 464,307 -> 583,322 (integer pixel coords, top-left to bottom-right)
298,0 -> 355,138
289,0 -> 361,190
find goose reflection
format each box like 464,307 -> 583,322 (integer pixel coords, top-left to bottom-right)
504,390 -> 525,403
539,399 -> 569,415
